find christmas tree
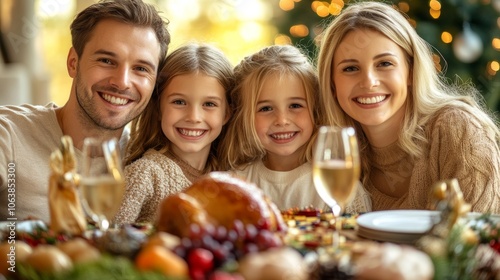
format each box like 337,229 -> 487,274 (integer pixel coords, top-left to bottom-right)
274,0 -> 500,112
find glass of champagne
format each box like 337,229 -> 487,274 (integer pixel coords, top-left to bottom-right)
79,137 -> 125,232
313,126 -> 360,248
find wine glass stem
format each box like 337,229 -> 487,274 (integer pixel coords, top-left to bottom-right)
333,215 -> 341,249
332,204 -> 342,250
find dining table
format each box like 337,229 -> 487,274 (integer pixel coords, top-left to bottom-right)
1,207 -> 500,280
281,207 -> 500,280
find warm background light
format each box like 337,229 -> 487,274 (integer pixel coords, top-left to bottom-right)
274,34 -> 292,45
429,0 -> 442,10
487,61 -> 499,76
279,0 -> 294,11
290,24 -> 309,37
316,4 -> 330,17
29,0 -> 500,111
490,61 -> 499,72
37,0 -> 275,105
274,0 -> 499,111
398,2 -> 410,13
441,32 -> 453,44
329,3 -> 343,15
493,38 -> 500,50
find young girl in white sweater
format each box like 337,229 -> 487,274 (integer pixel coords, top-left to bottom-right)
220,45 -> 371,213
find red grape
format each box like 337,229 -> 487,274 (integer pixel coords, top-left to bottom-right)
188,248 -> 214,272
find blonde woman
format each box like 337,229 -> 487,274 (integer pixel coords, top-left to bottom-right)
317,1 -> 500,213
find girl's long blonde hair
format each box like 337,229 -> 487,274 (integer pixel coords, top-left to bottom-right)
317,1 -> 500,185
125,43 -> 234,173
220,45 -> 332,171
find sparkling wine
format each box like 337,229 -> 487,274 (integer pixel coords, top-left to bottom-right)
313,159 -> 360,208
80,175 -> 125,221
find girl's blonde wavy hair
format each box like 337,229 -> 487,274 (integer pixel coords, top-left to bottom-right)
125,43 -> 234,173
317,1 -> 500,186
220,45 -> 332,171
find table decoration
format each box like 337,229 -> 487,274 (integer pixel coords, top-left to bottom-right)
48,136 -> 86,235
416,179 -> 500,279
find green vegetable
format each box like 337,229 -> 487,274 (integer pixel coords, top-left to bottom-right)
17,255 -> 179,280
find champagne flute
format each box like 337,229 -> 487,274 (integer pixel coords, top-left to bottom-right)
79,137 -> 125,232
312,126 -> 360,249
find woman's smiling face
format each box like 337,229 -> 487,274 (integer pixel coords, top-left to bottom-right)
332,28 -> 411,132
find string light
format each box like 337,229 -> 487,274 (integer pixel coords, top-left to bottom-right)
329,0 -> 345,15
290,24 -> 309,37
487,61 -> 499,76
493,38 -> 500,50
316,4 -> 330,17
311,1 -> 323,12
429,0 -> 442,10
329,3 -> 343,15
274,34 -> 292,45
279,0 -> 294,11
429,0 -> 441,19
490,61 -> 499,72
331,0 -> 345,6
441,31 -> 453,43
398,2 -> 411,12
279,0 -> 498,91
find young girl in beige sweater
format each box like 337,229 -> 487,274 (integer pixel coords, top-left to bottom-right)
114,43 -> 234,224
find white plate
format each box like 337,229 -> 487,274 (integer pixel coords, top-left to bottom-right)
357,210 -> 439,234
356,210 -> 439,244
356,210 -> 500,244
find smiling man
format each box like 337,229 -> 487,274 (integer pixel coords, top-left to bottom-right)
0,0 -> 170,222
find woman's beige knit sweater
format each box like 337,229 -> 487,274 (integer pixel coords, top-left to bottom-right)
365,107 -> 500,214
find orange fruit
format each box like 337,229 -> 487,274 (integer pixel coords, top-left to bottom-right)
135,245 -> 188,278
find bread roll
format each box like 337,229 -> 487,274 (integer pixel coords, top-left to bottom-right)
351,241 -> 434,280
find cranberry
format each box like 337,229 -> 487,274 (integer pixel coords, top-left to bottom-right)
188,248 -> 214,272
490,240 -> 500,253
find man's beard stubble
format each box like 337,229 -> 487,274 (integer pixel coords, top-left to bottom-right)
74,71 -> 133,131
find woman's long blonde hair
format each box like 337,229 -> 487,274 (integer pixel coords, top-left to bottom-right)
220,45 -> 331,171
317,1 -> 500,185
125,43 -> 234,173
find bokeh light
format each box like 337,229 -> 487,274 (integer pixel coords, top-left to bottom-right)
493,38 -> 500,50
275,34 -> 292,45
441,32 -> 453,44
290,24 -> 309,37
279,0 -> 295,11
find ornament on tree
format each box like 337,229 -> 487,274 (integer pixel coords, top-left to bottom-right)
452,22 -> 484,63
